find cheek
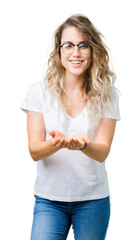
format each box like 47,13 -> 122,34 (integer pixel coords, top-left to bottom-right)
85,56 -> 92,69
60,54 -> 68,68
88,58 -> 91,66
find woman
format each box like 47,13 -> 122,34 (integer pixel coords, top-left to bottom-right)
21,14 -> 120,240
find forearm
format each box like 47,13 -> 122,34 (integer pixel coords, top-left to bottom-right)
29,139 -> 60,161
81,142 -> 110,163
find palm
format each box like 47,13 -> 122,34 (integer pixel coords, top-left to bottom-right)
72,133 -> 91,144
49,130 -> 68,140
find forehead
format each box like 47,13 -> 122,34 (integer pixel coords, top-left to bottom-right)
61,26 -> 85,43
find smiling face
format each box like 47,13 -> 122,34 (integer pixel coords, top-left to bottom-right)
60,27 -> 92,79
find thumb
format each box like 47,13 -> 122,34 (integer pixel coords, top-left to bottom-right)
49,131 -> 56,136
82,137 -> 91,144
86,138 -> 91,144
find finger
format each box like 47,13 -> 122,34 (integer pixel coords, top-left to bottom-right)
82,137 -> 90,144
62,139 -> 67,148
71,138 -> 78,149
57,139 -> 67,148
66,139 -> 73,149
49,130 -> 54,134
85,138 -> 90,143
49,130 -> 56,137
75,139 -> 86,149
56,138 -> 63,147
66,139 -> 71,148
63,139 -> 70,148
67,139 -> 77,150
86,136 -> 91,143
68,139 -> 75,149
61,139 -> 66,148
53,138 -> 60,146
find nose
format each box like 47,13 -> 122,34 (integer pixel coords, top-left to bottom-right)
72,46 -> 81,57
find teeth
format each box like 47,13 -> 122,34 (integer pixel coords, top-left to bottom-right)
70,61 -> 82,64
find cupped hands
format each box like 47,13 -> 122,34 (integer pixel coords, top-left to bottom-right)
49,130 -> 91,151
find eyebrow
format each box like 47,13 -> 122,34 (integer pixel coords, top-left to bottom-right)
62,41 -> 88,44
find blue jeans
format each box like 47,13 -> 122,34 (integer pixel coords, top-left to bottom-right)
31,195 -> 110,240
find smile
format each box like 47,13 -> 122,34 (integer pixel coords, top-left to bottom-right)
69,60 -> 84,66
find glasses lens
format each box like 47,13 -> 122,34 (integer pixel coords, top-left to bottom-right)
79,43 -> 91,53
62,43 -> 73,54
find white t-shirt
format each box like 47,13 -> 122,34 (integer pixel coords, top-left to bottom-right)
20,79 -> 120,202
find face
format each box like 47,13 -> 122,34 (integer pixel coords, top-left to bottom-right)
60,27 -> 91,79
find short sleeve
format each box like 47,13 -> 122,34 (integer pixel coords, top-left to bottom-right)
20,81 -> 43,114
103,87 -> 121,120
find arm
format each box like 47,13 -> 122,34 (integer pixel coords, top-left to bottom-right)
27,111 -> 67,161
80,118 -> 117,163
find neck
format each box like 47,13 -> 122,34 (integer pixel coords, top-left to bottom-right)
63,71 -> 86,91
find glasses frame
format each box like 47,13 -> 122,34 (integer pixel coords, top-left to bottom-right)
59,42 -> 92,54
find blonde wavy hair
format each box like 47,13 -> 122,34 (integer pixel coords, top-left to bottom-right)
43,14 -> 117,120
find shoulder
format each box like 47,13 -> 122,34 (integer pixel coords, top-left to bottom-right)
111,87 -> 120,101
27,80 -> 46,95
103,86 -> 120,120
25,80 -> 50,102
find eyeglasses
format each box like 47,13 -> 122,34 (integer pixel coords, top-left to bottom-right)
59,42 -> 92,55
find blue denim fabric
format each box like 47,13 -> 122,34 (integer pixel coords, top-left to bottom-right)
31,195 -> 110,240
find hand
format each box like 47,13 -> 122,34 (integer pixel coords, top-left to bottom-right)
66,133 -> 91,151
49,131 -> 91,151
49,130 -> 68,149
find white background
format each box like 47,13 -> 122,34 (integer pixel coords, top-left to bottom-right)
0,0 -> 140,239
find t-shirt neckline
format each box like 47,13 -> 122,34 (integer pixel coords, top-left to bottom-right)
64,105 -> 87,120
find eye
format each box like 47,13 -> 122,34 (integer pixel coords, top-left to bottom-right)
63,43 -> 73,49
79,43 -> 90,49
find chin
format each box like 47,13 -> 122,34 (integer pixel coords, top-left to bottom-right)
68,68 -> 87,76
70,71 -> 85,77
